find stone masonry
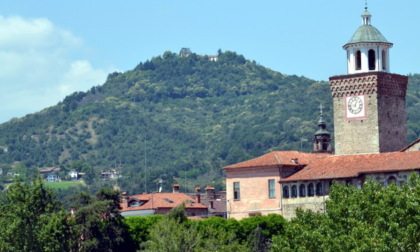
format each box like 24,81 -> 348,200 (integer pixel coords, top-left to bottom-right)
329,72 -> 408,154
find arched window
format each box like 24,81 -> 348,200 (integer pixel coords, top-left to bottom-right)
316,183 -> 323,196
368,49 -> 376,70
382,50 -> 387,70
283,186 -> 290,198
355,50 -> 362,70
388,176 -> 396,186
291,185 -> 297,198
299,184 -> 306,197
308,183 -> 314,197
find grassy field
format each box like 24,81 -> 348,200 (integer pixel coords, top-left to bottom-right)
44,180 -> 86,189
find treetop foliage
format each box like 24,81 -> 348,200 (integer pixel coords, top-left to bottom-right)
271,173 -> 420,252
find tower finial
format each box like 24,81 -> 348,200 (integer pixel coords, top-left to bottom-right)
365,0 -> 368,10
319,103 -> 324,116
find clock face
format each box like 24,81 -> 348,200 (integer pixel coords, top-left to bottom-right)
345,95 -> 366,119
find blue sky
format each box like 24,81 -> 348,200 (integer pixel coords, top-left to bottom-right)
0,0 -> 418,123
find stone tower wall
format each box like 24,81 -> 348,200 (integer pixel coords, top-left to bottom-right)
329,72 -> 408,155
376,73 -> 408,152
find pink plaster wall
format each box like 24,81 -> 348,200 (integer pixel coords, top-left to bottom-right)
226,167 -> 282,220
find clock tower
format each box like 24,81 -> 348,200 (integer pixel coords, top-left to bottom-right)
329,7 -> 408,155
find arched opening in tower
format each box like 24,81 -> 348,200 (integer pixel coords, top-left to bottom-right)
355,50 -> 362,70
368,49 -> 376,70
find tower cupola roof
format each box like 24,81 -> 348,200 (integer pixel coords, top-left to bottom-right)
345,7 -> 391,47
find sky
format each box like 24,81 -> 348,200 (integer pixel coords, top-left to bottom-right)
0,0 -> 418,123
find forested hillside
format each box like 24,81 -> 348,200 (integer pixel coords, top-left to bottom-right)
0,50 -> 418,193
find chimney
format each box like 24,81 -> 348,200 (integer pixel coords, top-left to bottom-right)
195,187 -> 201,193
196,194 -> 201,203
173,184 -> 180,193
205,186 -> 215,200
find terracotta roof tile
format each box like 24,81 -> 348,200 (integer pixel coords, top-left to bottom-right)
280,151 -> 420,182
223,151 -> 331,170
121,192 -> 207,212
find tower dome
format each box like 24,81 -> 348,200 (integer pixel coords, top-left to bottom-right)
344,8 -> 392,74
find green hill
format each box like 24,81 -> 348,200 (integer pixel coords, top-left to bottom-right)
0,50 -> 418,193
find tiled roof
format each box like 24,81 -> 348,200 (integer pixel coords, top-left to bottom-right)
223,151 -> 331,170
280,151 -> 420,182
120,192 -> 207,212
40,167 -> 61,173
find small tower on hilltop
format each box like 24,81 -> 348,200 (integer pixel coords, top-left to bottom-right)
329,5 -> 408,155
312,104 -> 333,153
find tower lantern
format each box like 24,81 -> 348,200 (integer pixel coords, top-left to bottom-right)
344,7 -> 393,74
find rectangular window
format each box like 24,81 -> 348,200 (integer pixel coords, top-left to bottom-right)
268,179 -> 276,198
233,182 -> 240,200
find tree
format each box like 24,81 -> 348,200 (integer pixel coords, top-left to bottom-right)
271,173 -> 420,252
143,205 -> 251,251
71,188 -> 136,252
143,204 -> 201,252
0,177 -> 72,252
123,215 -> 164,248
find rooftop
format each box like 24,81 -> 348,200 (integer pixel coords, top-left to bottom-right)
223,151 -> 331,170
120,192 -> 207,212
280,151 -> 420,182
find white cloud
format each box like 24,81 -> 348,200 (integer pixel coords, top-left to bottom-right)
0,16 -> 110,123
56,60 -> 108,95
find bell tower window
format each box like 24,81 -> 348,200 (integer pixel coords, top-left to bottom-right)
355,50 -> 362,70
368,49 -> 376,70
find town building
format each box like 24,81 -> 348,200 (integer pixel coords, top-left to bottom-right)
101,169 -> 120,180
190,186 -> 227,218
40,167 -> 61,182
120,186 -> 208,218
224,6 -> 420,220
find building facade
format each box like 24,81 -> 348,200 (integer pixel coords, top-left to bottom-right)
223,7 -> 420,220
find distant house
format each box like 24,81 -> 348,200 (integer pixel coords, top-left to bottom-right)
101,169 -> 119,180
208,55 -> 218,61
47,174 -> 60,183
120,185 -> 208,218
68,170 -> 79,180
40,167 -> 61,181
6,171 -> 19,177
